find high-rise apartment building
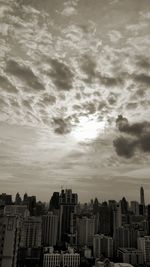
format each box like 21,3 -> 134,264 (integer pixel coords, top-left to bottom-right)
59,189 -> 78,244
42,212 -> 59,246
0,215 -> 21,267
117,248 -> 144,266
140,187 -> 145,206
77,216 -> 95,246
20,216 -> 42,248
138,236 -> 150,264
115,226 -> 130,249
93,234 -> 113,259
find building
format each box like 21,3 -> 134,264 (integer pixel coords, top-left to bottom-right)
43,253 -> 61,267
120,198 -> 128,215
43,248 -> 80,267
0,194 -> 12,205
42,212 -> 59,246
59,189 -> 78,244
20,216 -> 42,248
140,187 -> 145,206
15,193 -> 22,205
130,201 -> 139,216
115,227 -> 130,249
138,236 -> 150,264
4,205 -> 29,218
93,234 -> 113,259
117,248 -> 144,266
77,216 -> 95,246
95,261 -> 135,267
99,206 -> 113,236
62,252 -> 80,267
49,192 -> 60,213
0,215 -> 21,267
113,203 -> 122,235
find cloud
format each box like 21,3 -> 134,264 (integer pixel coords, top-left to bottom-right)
52,117 -> 72,135
114,115 -> 150,158
134,73 -> 150,85
113,136 -> 138,158
6,59 -> 45,91
81,54 -> 97,83
49,59 -> 74,91
0,75 -> 18,94
136,56 -> 150,69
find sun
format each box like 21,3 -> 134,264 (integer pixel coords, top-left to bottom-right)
72,115 -> 106,142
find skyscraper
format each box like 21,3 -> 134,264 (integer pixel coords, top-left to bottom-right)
0,215 -> 21,267
42,212 -> 59,246
77,216 -> 95,246
20,216 -> 42,248
140,187 -> 145,206
59,189 -> 78,244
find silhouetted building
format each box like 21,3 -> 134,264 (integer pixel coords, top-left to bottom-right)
15,193 -> 22,205
140,187 -> 145,206
115,226 -> 130,249
59,189 -> 78,245
113,203 -> 122,236
99,206 -> 113,236
93,234 -> 113,259
120,197 -> 128,215
0,193 -> 12,205
0,215 -> 21,267
138,236 -> 150,264
117,248 -> 144,266
20,217 -> 42,248
77,216 -> 95,246
42,212 -> 59,246
4,205 -> 29,218
130,201 -> 139,216
49,192 -> 60,213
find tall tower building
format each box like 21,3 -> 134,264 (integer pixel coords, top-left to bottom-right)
138,236 -> 150,264
93,234 -> 113,259
0,215 -> 21,267
59,189 -> 78,245
140,187 -> 145,205
113,203 -> 122,234
42,212 -> 59,246
77,216 -> 95,246
20,216 -> 42,248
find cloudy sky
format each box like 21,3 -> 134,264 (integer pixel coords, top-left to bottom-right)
0,0 -> 150,202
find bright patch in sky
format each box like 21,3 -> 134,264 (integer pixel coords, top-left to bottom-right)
72,115 -> 106,142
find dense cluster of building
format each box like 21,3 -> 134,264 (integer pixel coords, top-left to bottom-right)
0,187 -> 150,267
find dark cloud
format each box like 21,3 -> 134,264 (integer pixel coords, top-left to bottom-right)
136,57 -> 150,69
134,73 -> 150,86
42,94 -> 56,105
0,75 -> 18,94
52,117 -> 71,135
99,75 -> 123,87
126,102 -> 138,109
113,136 -> 138,158
83,102 -> 96,114
108,93 -> 118,105
6,60 -> 45,91
81,55 -> 97,83
114,115 -> 150,158
98,101 -> 108,111
49,59 -> 74,91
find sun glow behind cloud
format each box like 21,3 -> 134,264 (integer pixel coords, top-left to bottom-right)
72,115 -> 106,142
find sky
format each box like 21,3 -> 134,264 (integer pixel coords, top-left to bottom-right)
0,0 -> 150,202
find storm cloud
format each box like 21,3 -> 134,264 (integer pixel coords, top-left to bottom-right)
114,115 -> 150,158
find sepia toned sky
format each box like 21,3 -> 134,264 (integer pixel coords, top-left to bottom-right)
0,0 -> 150,202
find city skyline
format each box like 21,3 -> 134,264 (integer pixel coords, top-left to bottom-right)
0,185 -> 147,204
0,0 -> 150,202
